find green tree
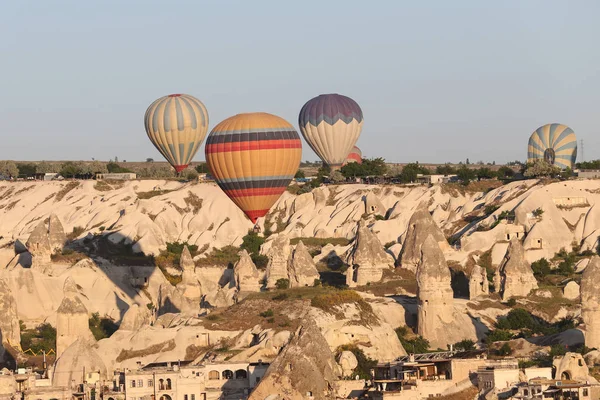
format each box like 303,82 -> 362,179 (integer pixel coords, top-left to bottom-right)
397,163 -> 429,183
36,161 -> 55,173
60,161 -> 84,178
476,167 -> 496,180
195,163 -> 210,174
240,230 -> 265,256
340,158 -> 387,178
453,339 -> 476,351
456,165 -> 476,185
88,161 -> 108,175
436,164 -> 456,175
294,169 -> 306,179
497,166 -> 515,179
17,163 -> 37,177
329,170 -> 345,183
531,258 -> 551,277
524,160 -> 561,178
0,161 -> 19,178
275,278 -> 290,290
576,160 -> 600,170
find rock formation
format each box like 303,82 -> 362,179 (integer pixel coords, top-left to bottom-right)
48,214 -> 67,253
398,203 -> 448,270
288,241 -> 320,288
364,192 -> 386,216
345,220 -> 392,287
265,235 -> 292,289
337,351 -> 358,378
234,250 -> 262,294
119,304 -> 152,331
249,319 -> 341,400
553,353 -> 595,382
56,277 -> 95,358
53,339 -> 107,388
581,256 -> 600,349
26,220 -> 51,263
563,281 -> 580,300
416,235 -> 454,349
498,239 -> 538,300
0,278 -> 20,362
178,246 -> 201,302
469,264 -> 489,299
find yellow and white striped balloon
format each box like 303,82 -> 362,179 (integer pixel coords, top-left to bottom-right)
144,94 -> 209,172
527,123 -> 577,170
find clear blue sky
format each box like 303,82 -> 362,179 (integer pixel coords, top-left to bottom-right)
1,0 -> 598,164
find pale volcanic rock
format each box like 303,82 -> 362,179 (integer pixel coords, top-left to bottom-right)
581,256 -> 600,349
48,214 -> 67,254
287,241 -> 320,288
249,319 -> 341,400
498,239 -> 538,300
56,277 -> 95,359
0,278 -> 20,362
25,220 -> 51,264
553,353 -> 596,382
234,250 -> 262,293
53,339 -> 107,388
364,192 -> 386,216
119,303 -> 152,332
469,264 -> 489,299
265,235 -> 291,289
398,203 -> 448,270
345,220 -> 393,287
178,246 -> 201,302
416,235 -> 454,348
563,281 -> 580,300
337,351 -> 358,378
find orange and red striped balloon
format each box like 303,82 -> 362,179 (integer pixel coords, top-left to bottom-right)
205,112 -> 302,223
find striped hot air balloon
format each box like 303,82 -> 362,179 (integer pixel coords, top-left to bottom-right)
298,93 -> 363,170
527,123 -> 577,169
343,146 -> 363,166
205,112 -> 302,223
144,94 -> 209,173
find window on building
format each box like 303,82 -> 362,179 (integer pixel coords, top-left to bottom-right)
166,379 -> 172,390
524,389 -> 529,396
159,379 -> 165,390
191,395 -> 195,400
209,371 -> 219,380
130,380 -> 136,388
138,380 -> 143,387
222,370 -> 234,380
583,389 -> 589,397
148,380 -> 154,387
184,395 -> 188,400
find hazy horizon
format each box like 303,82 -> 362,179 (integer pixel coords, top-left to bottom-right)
1,1 -> 599,164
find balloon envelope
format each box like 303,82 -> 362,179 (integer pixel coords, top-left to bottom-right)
343,146 -> 362,165
205,112 -> 302,223
527,123 -> 577,169
298,93 -> 363,169
144,94 -> 209,172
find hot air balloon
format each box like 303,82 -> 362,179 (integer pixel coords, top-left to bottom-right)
298,93 -> 363,170
343,146 -> 363,166
144,94 -> 209,173
205,112 -> 302,223
527,123 -> 577,169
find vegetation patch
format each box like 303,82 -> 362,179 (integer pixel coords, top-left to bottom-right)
335,344 -> 378,380
395,326 -> 430,353
136,189 -> 174,199
290,237 -> 351,247
196,245 -> 240,267
51,248 -> 87,265
116,339 -> 176,362
67,226 -> 86,241
183,191 -> 203,214
20,322 -> 56,354
88,312 -> 118,340
55,181 -> 80,202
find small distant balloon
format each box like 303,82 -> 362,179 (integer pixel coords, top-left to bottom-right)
205,112 -> 302,223
144,94 -> 209,173
298,93 -> 363,169
343,146 -> 363,166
